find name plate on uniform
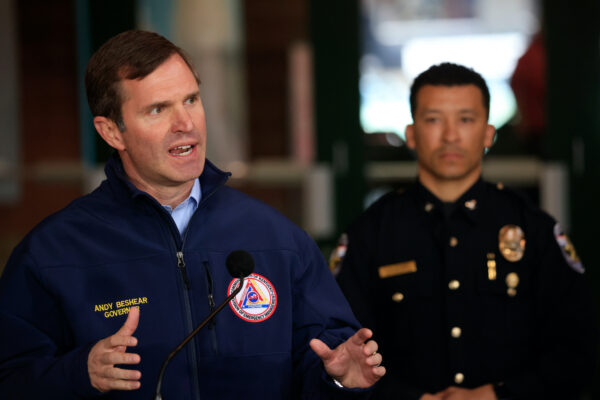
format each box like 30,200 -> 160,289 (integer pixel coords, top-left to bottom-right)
378,261 -> 417,278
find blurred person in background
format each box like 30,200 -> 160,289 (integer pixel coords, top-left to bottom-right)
510,32 -> 547,157
0,30 -> 385,399
336,62 -> 596,400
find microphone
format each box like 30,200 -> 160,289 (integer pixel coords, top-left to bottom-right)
225,250 -> 255,279
154,250 -> 254,399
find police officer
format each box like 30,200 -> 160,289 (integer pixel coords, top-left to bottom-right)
336,63 -> 597,400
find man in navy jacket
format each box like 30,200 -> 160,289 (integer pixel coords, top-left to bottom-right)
0,30 -> 384,399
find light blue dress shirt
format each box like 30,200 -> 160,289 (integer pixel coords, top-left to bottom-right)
161,178 -> 202,237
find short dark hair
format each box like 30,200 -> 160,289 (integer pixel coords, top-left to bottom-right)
409,62 -> 490,118
85,30 -> 199,131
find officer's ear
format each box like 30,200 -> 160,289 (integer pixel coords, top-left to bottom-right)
405,124 -> 416,150
484,124 -> 496,149
94,116 -> 126,151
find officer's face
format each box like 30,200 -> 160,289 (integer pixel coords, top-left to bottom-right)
405,84 -> 495,187
94,54 -> 207,199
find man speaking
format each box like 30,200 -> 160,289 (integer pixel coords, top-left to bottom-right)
0,30 -> 384,399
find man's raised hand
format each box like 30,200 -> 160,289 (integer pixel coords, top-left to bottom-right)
88,306 -> 142,392
310,328 -> 385,388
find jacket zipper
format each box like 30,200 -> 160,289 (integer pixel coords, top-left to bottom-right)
204,261 -> 216,325
118,159 -> 229,400
177,251 -> 191,290
173,249 -> 202,400
203,261 -> 219,354
173,183 -> 226,398
153,179 -> 227,400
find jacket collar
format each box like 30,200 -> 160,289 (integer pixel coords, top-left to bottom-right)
104,152 -> 231,203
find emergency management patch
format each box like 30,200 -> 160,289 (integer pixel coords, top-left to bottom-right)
228,273 -> 277,322
554,223 -> 584,274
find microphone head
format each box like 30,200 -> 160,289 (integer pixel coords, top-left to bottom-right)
226,250 -> 254,278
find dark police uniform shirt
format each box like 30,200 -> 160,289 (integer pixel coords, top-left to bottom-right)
337,178 -> 597,400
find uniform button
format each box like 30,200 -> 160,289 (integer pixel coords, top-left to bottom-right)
449,237 -> 458,247
391,292 -> 404,302
506,272 -> 520,288
451,326 -> 462,338
454,372 -> 464,384
448,280 -> 460,290
424,202 -> 434,212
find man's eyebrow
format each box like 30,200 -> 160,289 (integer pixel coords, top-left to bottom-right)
421,108 -> 478,113
142,91 -> 200,113
142,100 -> 171,113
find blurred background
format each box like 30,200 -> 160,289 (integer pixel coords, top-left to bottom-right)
0,0 -> 598,395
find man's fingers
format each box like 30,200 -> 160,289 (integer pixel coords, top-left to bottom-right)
105,366 -> 142,381
366,352 -> 383,367
350,328 -> 373,346
362,339 -> 379,356
105,309 -> 139,350
88,310 -> 143,393
91,363 -> 141,392
107,333 -> 138,348
100,350 -> 141,366
117,306 -> 140,336
110,379 -> 141,391
373,365 -> 386,378
309,338 -> 333,362
96,376 -> 141,391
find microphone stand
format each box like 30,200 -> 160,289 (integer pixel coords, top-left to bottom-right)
154,276 -> 246,400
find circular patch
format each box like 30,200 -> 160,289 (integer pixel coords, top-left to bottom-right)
228,273 -> 277,323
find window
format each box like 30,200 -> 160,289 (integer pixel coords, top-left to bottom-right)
360,0 -> 540,140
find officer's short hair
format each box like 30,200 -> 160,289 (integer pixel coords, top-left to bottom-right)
85,30 -> 199,131
409,62 -> 490,118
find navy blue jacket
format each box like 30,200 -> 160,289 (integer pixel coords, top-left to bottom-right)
337,180 -> 597,399
0,155 -> 363,399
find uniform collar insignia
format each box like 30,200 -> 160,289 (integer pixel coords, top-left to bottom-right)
464,199 -> 477,210
416,178 -> 484,222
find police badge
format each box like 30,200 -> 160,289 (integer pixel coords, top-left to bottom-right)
498,225 -> 526,262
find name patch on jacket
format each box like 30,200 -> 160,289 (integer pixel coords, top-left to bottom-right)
93,297 -> 148,318
378,261 -> 417,278
228,273 -> 277,322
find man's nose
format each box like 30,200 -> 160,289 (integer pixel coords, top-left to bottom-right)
442,120 -> 459,142
171,107 -> 194,133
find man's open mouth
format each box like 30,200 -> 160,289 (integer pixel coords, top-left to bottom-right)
169,145 -> 194,156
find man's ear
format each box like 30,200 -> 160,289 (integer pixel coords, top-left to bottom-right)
484,124 -> 496,148
405,124 -> 416,150
93,116 -> 125,151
